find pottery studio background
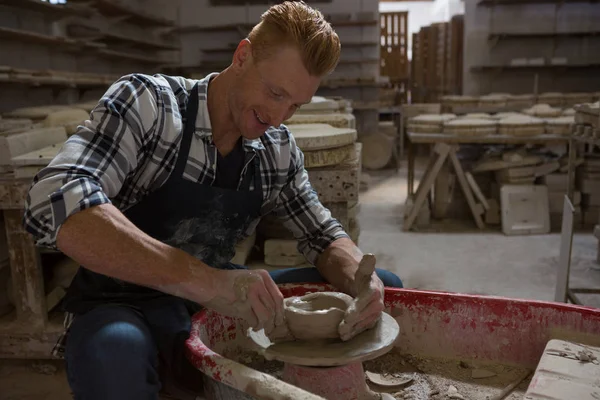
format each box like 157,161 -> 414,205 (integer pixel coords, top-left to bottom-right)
0,0 -> 600,399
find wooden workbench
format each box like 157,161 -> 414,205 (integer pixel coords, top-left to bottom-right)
0,177 -> 63,359
405,131 -> 570,231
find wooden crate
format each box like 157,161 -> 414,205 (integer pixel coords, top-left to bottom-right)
379,11 -> 409,83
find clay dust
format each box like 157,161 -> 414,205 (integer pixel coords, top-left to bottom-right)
364,349 -> 531,400
227,347 -> 532,400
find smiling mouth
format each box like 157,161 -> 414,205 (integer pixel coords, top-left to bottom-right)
254,110 -> 268,125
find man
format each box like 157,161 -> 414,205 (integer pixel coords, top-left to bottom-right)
23,1 -> 402,398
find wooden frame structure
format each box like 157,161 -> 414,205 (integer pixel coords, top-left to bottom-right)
404,132 -> 569,231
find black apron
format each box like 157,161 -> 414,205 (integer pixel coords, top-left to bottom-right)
62,82 -> 263,394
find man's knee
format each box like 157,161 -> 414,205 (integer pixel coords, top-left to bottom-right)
66,306 -> 160,399
375,268 -> 403,288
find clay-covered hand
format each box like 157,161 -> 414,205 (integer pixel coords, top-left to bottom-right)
338,254 -> 385,341
203,269 -> 285,335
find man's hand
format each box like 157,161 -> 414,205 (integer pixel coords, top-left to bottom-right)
338,254 -> 385,341
201,269 -> 285,335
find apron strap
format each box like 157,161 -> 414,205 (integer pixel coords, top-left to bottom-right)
172,83 -> 200,178
239,153 -> 262,196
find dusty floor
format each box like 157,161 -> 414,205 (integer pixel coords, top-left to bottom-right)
359,169 -> 600,306
1,167 -> 600,399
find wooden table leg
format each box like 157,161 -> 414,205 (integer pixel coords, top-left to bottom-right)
4,209 -> 47,330
404,143 -> 452,231
566,136 -> 576,200
448,150 -> 486,229
407,138 -> 415,197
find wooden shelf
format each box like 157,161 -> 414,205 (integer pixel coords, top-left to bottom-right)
343,41 -> 380,48
97,48 -> 173,65
177,23 -> 252,33
202,45 -> 238,54
67,24 -> 180,51
471,63 -> 600,72
0,66 -> 118,88
489,31 -> 600,40
320,79 -> 390,89
178,19 -> 378,33
479,0 -> 598,5
202,40 -> 379,54
67,0 -> 175,27
183,59 -> 381,73
329,19 -> 379,27
0,0 -> 91,17
338,58 -> 380,65
407,131 -> 569,144
100,33 -> 180,51
0,26 -> 81,49
571,134 -> 600,146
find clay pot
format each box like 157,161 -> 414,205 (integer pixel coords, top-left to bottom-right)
283,292 -> 353,341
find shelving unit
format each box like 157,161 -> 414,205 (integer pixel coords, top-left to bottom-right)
471,63 -> 600,72
0,0 -> 91,17
488,31 -> 600,40
0,0 -> 181,113
462,0 -> 600,95
177,0 -> 382,135
0,0 -> 180,358
410,15 -> 464,102
560,104 -> 600,305
478,0 -> 599,5
66,0 -> 177,27
176,18 -> 378,34
0,66 -> 118,88
0,26 -> 90,50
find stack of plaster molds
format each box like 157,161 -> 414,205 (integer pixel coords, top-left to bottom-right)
249,113 -> 362,271
407,114 -> 456,133
285,96 -> 356,129
498,115 -> 546,136
442,118 -> 498,137
523,104 -> 563,118
3,105 -> 90,135
563,92 -> 595,108
440,95 -> 479,112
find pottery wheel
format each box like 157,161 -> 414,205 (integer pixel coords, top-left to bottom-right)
248,312 -> 400,367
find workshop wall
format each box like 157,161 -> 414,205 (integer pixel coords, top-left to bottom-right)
0,1 -> 180,113
462,0 -> 600,95
176,0 -> 381,136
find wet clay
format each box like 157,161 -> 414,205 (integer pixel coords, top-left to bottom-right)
339,253 -> 378,341
249,312 -> 400,367
283,292 -> 354,340
268,253 -> 379,343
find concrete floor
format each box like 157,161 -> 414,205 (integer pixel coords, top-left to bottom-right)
358,170 -> 600,307
1,168 -> 600,399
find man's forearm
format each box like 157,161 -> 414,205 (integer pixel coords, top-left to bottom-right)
56,203 -> 218,304
315,237 -> 364,296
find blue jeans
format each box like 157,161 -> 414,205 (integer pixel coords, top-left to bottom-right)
65,266 -> 403,399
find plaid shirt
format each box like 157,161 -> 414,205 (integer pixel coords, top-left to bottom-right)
22,72 -> 348,358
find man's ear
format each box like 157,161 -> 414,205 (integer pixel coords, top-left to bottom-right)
232,39 -> 252,71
